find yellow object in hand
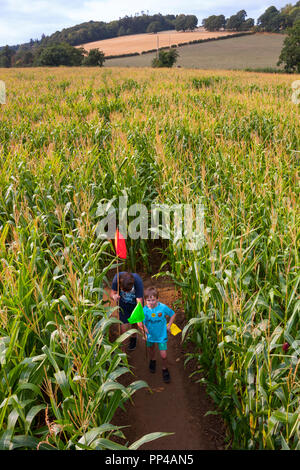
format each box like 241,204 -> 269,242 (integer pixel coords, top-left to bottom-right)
169,323 -> 182,336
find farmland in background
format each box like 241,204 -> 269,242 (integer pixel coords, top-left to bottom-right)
0,67 -> 299,450
104,33 -> 286,70
78,27 -> 240,56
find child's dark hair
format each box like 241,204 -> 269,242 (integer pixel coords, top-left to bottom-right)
120,272 -> 135,292
144,286 -> 158,299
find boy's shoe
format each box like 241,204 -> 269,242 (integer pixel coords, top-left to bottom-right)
149,360 -> 156,373
128,336 -> 137,351
162,368 -> 170,383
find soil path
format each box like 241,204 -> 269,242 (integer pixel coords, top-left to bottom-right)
109,272 -> 227,450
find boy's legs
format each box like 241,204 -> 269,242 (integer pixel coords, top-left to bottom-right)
120,322 -> 128,352
120,320 -> 137,351
120,322 -> 133,351
147,342 -> 157,372
148,343 -> 156,360
148,343 -> 167,366
159,346 -> 170,383
120,322 -> 129,334
159,349 -> 168,370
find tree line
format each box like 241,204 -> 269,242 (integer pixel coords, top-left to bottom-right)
0,9 -> 242,68
203,3 -> 300,32
0,12 -> 197,68
0,13 -> 197,54
202,10 -> 254,32
0,44 -> 105,68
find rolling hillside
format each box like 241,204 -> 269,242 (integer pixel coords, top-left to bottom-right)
77,28 -> 242,56
103,33 -> 286,70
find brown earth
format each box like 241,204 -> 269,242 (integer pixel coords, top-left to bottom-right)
107,270 -> 228,450
77,28 -> 241,56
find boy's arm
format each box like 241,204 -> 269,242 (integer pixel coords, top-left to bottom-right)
167,313 -> 176,332
134,274 -> 144,304
110,289 -> 120,303
110,274 -> 120,303
137,321 -> 148,340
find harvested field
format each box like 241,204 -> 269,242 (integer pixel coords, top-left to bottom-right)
104,33 -> 286,70
78,28 -> 242,56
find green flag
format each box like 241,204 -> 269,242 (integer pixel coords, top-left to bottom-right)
128,302 -> 145,324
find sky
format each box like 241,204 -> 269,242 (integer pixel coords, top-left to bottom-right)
0,0 -> 292,46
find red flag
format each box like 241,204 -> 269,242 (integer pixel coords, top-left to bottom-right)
114,228 -> 127,259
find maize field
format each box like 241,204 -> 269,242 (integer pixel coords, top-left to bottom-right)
0,67 -> 299,450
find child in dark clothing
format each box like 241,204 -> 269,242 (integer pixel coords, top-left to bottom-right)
110,271 -> 143,351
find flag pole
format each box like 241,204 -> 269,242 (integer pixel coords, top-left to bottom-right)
143,320 -> 148,360
128,302 -> 147,360
116,250 -> 120,337
114,227 -> 127,340
138,303 -> 148,361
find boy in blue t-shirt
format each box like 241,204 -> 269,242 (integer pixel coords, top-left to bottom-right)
138,286 -> 176,383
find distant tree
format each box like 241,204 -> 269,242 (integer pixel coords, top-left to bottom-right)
280,12 -> 294,29
174,14 -> 197,31
35,43 -> 85,66
277,19 -> 300,72
202,15 -> 226,31
240,18 -> 255,30
147,21 -> 161,33
280,3 -> 295,17
225,10 -> 253,31
82,48 -> 105,66
174,14 -> 186,31
152,48 -> 179,67
288,5 -> 300,25
257,6 -> 282,32
106,20 -> 119,37
13,48 -> 34,67
118,25 -> 126,36
165,14 -> 176,22
0,45 -> 15,67
185,15 -> 198,30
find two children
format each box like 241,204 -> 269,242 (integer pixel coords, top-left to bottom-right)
111,275 -> 176,384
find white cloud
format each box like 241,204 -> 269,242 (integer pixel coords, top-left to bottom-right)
0,0 -> 291,46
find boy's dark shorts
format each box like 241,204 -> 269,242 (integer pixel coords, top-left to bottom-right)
146,341 -> 167,351
119,311 -> 131,324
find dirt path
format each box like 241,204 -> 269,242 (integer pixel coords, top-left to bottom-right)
109,273 -> 227,450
